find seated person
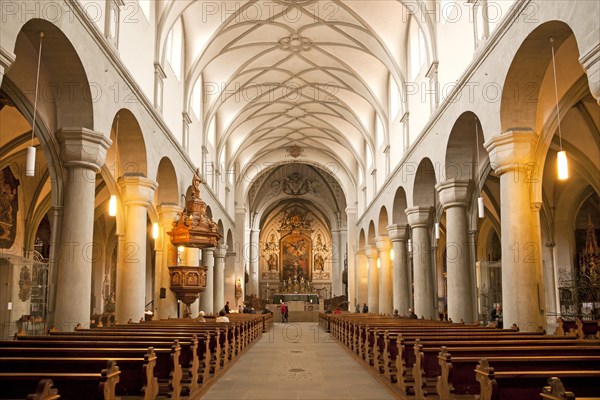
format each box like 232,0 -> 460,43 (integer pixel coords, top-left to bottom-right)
196,311 -> 206,322
249,307 -> 256,314
393,309 -> 400,318
333,307 -> 342,314
216,310 -> 230,322
407,308 -> 418,319
489,304 -> 503,328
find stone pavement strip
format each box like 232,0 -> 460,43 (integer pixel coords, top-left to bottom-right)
203,322 -> 394,400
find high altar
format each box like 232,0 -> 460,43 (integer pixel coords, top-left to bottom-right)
258,206 -> 332,311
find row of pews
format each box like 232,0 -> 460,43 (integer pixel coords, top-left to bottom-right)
0,313 -> 273,399
320,313 -> 600,400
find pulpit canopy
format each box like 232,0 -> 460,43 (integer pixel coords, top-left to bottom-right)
168,169 -> 222,248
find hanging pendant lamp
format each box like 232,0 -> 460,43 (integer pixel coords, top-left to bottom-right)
26,32 -> 44,177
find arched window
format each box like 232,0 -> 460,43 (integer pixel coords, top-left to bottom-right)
409,19 -> 427,80
166,18 -> 183,81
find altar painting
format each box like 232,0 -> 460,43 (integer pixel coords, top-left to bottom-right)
281,234 -> 311,282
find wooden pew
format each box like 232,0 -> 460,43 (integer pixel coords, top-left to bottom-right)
326,313 -> 600,400
474,358 -> 600,400
25,379 -> 60,400
0,359 -> 121,400
555,318 -> 600,339
436,348 -> 600,400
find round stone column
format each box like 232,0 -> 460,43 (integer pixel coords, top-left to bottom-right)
406,206 -> 435,319
356,249 -> 368,307
115,175 -> 157,324
485,130 -> 545,331
248,230 -> 259,296
200,247 -> 215,314
436,179 -> 474,323
54,128 -> 111,330
156,204 -> 182,319
365,245 -> 379,313
388,224 -> 410,315
376,237 -> 392,315
214,244 -> 227,313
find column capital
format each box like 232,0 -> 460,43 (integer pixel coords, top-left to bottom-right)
214,244 -> 228,258
484,130 -> 537,175
387,224 -> 409,242
364,245 -> 378,259
235,204 -> 246,214
405,206 -> 433,228
375,237 -> 391,252
345,204 -> 358,214
57,127 -> 112,172
118,174 -> 158,207
158,203 -> 183,225
436,179 -> 472,209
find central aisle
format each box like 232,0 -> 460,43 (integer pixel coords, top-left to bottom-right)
203,322 -> 394,400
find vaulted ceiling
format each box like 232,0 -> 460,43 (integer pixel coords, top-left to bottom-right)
159,0 -> 418,183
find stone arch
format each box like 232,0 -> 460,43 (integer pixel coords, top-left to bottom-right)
412,157 -> 437,206
10,19 -> 94,131
444,111 -> 487,181
110,109 -> 148,177
378,207 -> 389,237
500,21 -> 576,132
226,229 -> 233,249
392,187 -> 408,225
367,221 -> 376,245
217,220 -> 224,238
359,229 -> 366,249
155,157 -> 179,205
206,205 -> 213,219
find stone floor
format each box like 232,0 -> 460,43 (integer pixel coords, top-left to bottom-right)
203,322 -> 394,400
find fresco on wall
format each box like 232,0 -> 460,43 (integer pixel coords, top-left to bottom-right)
0,167 -> 19,248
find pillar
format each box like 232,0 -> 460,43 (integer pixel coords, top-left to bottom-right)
156,204 -> 182,320
54,128 -> 111,330
388,224 -> 410,315
214,244 -> 227,313
346,205 -> 357,309
224,249 -> 236,309
356,249 -> 368,307
234,205 -> 246,307
406,206 -> 435,319
376,237 -> 392,315
436,179 -> 474,323
331,229 -> 342,297
248,230 -> 259,296
184,247 -> 200,317
115,175 -> 157,324
468,229 -> 479,322
365,245 -> 379,313
485,130 -> 545,331
200,247 -> 215,314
